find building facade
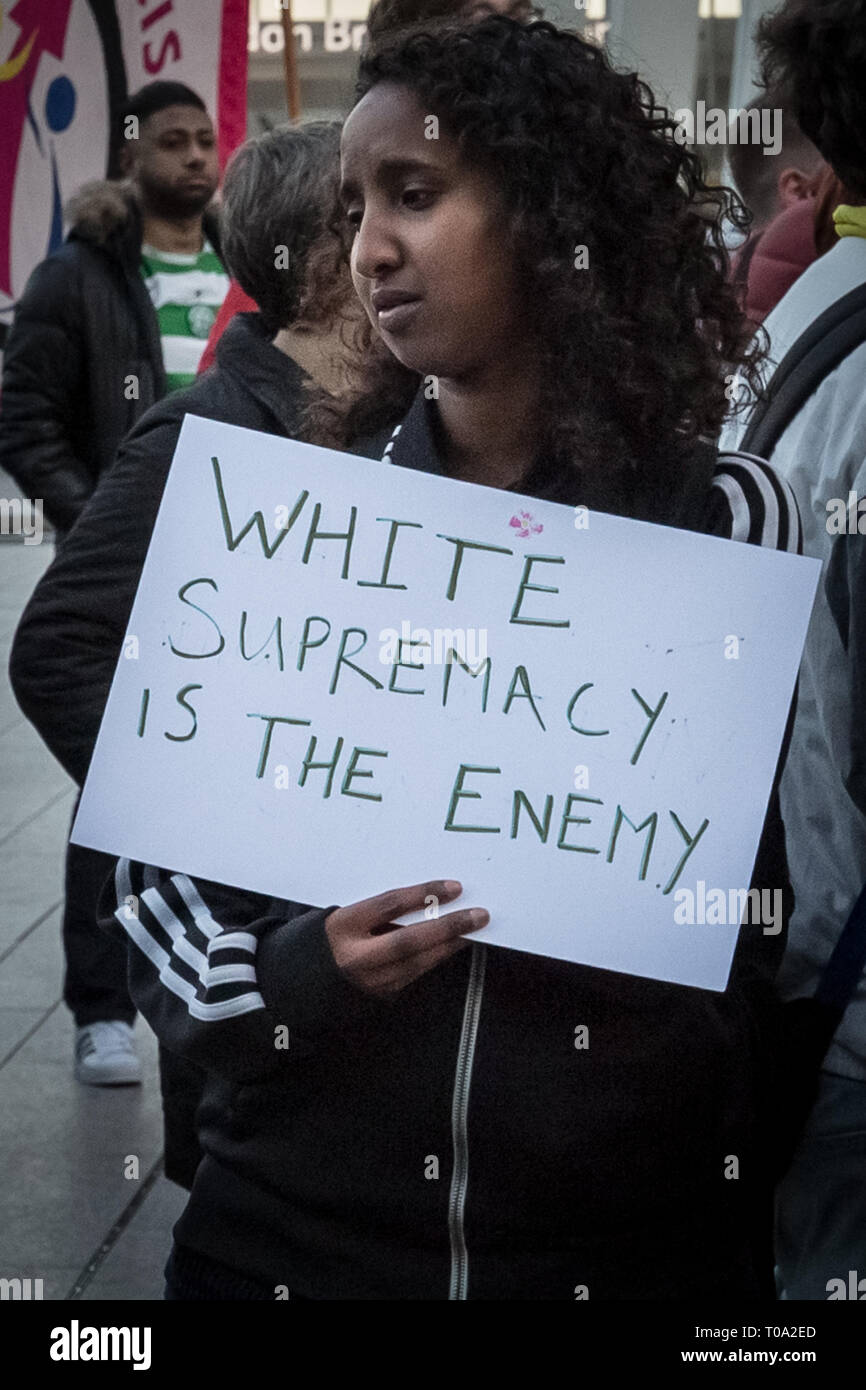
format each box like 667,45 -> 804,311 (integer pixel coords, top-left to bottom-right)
246,0 -> 770,152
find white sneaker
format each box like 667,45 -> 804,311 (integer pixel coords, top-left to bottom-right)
74,1021 -> 142,1086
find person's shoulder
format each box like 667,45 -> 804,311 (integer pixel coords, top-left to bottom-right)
12,239 -> 90,312
116,383 -> 211,467
706,450 -> 803,554
122,363 -> 274,457
168,367 -> 245,422
17,186 -> 137,307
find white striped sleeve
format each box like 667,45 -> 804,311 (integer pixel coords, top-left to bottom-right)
115,859 -> 266,1024
97,859 -> 380,1079
711,451 -> 803,553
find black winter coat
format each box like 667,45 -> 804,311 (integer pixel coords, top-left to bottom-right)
10,313 -> 303,787
9,313 -> 310,1188
0,180 -> 222,533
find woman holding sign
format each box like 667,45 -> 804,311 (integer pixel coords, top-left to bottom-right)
105,18 -> 800,1300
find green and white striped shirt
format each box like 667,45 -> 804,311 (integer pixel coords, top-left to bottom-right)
140,241 -> 230,391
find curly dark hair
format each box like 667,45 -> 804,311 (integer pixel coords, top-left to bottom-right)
756,0 -> 866,197
366,0 -> 539,42
310,18 -> 764,521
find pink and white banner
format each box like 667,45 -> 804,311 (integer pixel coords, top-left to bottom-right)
0,0 -> 249,336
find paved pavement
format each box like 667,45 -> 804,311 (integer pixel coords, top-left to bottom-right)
0,537 -> 185,1301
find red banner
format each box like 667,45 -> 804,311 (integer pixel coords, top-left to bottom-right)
0,0 -> 249,336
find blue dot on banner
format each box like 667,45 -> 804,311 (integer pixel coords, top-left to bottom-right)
45,77 -> 76,133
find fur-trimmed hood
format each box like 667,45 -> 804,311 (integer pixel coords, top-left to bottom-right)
64,178 -> 222,264
65,178 -> 141,247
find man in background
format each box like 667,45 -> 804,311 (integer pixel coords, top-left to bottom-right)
728,97 -> 824,241
0,80 -> 226,540
728,97 -> 826,322
0,80 -> 228,1086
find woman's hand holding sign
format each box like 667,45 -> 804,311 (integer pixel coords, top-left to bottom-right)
325,881 -> 489,998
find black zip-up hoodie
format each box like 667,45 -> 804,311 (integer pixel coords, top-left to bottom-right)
91,389 -> 802,1300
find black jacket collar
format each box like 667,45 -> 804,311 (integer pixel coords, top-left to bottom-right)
68,179 -> 224,274
357,385 -> 718,530
212,312 -> 307,435
381,387 -> 447,476
367,386 -> 596,505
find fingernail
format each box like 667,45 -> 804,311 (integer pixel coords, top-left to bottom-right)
443,880 -> 462,894
469,909 -> 490,925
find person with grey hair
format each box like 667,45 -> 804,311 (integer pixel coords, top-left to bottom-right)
8,118 -> 356,1189
199,121 -> 354,383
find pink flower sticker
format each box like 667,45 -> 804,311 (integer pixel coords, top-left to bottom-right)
508,509 -> 544,539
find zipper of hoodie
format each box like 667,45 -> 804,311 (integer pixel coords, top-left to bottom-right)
447,941 -> 487,1301
376,422 -> 485,1298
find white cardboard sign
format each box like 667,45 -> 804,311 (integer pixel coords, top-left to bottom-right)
72,414 -> 820,990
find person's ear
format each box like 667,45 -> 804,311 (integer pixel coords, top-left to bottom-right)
118,142 -> 136,178
777,166 -> 814,209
